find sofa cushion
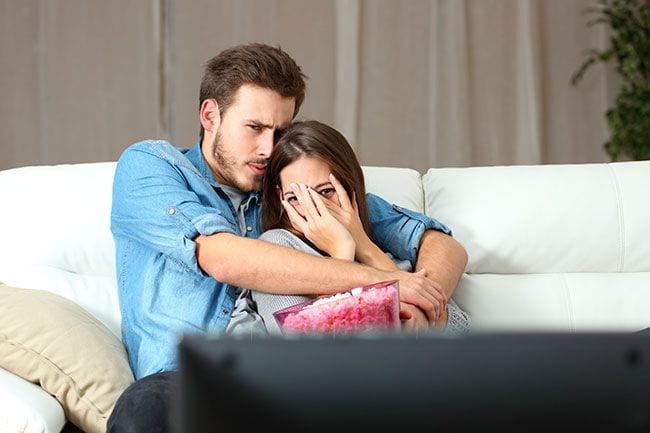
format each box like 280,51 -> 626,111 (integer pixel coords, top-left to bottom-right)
0,283 -> 134,433
0,162 -> 122,339
454,273 -> 650,332
363,166 -> 425,213
423,161 -> 650,274
0,367 -> 66,433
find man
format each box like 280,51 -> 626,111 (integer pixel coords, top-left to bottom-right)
108,43 -> 467,432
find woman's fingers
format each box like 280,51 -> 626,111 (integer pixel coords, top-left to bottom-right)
307,187 -> 331,217
321,195 -> 345,218
292,183 -> 320,221
329,174 -> 352,210
281,199 -> 307,233
351,192 -> 358,213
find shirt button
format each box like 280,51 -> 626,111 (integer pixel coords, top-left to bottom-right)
167,208 -> 175,215
246,226 -> 253,232
222,308 -> 229,315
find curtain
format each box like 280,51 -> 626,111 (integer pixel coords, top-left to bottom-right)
0,0 -> 616,171
336,0 -> 616,171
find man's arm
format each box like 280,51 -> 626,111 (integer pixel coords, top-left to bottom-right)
195,233 -> 441,318
415,229 -> 468,300
412,229 -> 467,328
196,232 -> 379,294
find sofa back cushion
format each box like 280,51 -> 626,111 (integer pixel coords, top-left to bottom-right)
0,162 -> 121,337
363,166 -> 425,213
423,161 -> 650,274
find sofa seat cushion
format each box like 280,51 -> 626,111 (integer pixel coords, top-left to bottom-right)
455,273 -> 650,331
0,283 -> 134,433
0,367 -> 66,433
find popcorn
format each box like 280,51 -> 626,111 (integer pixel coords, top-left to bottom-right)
273,280 -> 400,334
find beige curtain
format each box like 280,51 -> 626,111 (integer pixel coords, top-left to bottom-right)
337,0 -> 616,171
1,0 -> 616,172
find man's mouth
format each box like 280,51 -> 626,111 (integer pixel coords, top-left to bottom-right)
248,163 -> 267,176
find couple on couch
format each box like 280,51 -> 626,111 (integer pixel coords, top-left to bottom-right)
108,43 -> 469,432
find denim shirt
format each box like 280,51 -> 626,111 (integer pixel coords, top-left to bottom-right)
111,140 -> 451,379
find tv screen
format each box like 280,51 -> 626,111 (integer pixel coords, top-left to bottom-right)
177,332 -> 650,433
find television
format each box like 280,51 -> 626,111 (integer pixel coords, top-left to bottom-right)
177,332 -> 650,433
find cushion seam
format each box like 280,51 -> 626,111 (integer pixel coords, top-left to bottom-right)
606,164 -> 625,272
559,273 -> 575,332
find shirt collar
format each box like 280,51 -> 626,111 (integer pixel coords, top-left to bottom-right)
185,139 -> 262,206
185,139 -> 216,184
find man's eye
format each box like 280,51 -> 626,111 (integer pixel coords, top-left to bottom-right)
274,128 -> 286,143
248,124 -> 262,131
318,188 -> 336,198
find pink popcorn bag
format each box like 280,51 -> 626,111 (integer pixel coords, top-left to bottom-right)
273,280 -> 400,334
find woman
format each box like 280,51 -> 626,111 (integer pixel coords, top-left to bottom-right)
253,120 -> 470,335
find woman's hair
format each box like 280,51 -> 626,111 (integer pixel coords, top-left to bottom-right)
261,120 -> 374,241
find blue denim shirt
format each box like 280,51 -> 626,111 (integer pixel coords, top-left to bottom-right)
111,140 -> 451,378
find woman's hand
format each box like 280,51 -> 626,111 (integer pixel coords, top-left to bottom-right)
400,302 -> 430,332
321,174 -> 371,252
282,182 -> 356,260
322,174 -> 398,270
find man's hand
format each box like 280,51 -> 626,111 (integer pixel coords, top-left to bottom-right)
282,182 -> 356,260
392,268 -> 447,322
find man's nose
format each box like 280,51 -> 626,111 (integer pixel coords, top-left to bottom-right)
257,131 -> 274,158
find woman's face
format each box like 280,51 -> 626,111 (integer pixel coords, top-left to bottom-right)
278,156 -> 342,217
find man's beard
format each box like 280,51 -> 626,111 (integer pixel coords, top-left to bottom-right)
211,130 -> 266,193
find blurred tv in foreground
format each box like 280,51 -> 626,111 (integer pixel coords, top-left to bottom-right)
178,332 -> 650,433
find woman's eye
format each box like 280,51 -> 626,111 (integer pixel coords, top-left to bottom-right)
286,196 -> 298,203
318,188 -> 336,197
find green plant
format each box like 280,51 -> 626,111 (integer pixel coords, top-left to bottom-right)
571,0 -> 650,161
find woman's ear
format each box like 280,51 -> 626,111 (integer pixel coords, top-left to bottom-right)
276,185 -> 283,201
200,99 -> 220,135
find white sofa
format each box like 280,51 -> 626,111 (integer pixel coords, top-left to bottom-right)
1,160 -> 649,433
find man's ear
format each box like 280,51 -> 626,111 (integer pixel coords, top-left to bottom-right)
200,99 -> 220,134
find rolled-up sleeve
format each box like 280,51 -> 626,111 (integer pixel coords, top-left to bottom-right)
367,193 -> 451,268
111,143 -> 237,274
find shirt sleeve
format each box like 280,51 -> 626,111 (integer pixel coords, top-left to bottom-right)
110,142 -> 238,274
366,193 -> 452,268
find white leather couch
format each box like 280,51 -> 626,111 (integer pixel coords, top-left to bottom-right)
1,160 -> 649,433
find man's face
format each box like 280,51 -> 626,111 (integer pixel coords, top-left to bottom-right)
206,84 -> 295,192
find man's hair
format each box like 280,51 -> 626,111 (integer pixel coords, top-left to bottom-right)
199,43 -> 307,140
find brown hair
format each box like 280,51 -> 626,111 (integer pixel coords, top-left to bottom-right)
261,120 -> 374,242
199,43 -> 307,140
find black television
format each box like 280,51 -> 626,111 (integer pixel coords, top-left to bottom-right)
177,332 -> 650,433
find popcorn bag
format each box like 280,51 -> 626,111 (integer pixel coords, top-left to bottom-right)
273,280 -> 400,335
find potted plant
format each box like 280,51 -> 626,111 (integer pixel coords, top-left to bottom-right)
571,0 -> 650,161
